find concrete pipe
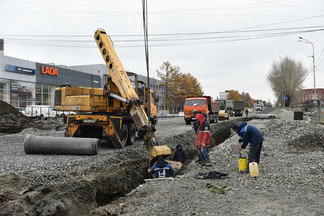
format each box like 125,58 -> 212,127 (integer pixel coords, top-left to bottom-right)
24,134 -> 99,155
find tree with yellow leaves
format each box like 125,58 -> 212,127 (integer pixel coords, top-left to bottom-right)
157,61 -> 203,112
226,90 -> 242,101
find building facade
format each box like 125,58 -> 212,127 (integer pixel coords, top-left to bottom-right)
0,40 -> 166,110
299,88 -> 324,102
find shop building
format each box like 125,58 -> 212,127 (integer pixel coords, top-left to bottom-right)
0,40 -> 166,110
0,40 -> 101,108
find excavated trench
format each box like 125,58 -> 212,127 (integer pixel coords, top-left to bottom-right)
86,120 -> 239,215
0,120 -> 243,216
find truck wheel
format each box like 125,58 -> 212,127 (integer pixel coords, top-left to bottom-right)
127,123 -> 136,145
39,115 -> 44,120
150,118 -> 158,126
63,115 -> 67,124
121,124 -> 128,146
209,115 -> 213,123
185,120 -> 191,125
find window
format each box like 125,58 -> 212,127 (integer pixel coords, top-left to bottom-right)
185,99 -> 205,106
0,79 -> 10,102
10,81 -> 35,107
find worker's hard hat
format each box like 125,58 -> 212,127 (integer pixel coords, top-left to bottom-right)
192,110 -> 198,114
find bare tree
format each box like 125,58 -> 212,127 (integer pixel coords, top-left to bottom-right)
267,56 -> 308,107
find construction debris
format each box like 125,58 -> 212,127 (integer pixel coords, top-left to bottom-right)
206,183 -> 232,194
195,171 -> 228,179
0,100 -> 41,133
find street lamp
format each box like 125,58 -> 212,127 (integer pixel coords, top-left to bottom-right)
298,37 -> 317,100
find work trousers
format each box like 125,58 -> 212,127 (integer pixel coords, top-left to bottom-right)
199,147 -> 209,161
248,142 -> 263,164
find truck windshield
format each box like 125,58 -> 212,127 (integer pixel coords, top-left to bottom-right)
219,101 -> 225,110
185,99 -> 205,106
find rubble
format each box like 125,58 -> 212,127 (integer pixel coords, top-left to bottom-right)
0,100 -> 41,133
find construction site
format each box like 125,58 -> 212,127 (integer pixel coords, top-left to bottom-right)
0,97 -> 323,215
0,3 -> 323,213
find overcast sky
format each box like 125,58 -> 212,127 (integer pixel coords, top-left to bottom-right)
0,0 -> 323,103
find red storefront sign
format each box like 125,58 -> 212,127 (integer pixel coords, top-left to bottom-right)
41,66 -> 59,76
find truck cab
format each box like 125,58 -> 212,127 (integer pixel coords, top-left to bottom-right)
184,96 -> 219,125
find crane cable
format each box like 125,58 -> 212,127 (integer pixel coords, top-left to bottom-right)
142,0 -> 152,129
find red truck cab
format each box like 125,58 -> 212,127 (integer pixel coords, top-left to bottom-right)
184,96 -> 219,125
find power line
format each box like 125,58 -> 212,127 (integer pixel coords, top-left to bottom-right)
255,0 -> 324,12
4,27 -> 323,48
1,25 -> 323,39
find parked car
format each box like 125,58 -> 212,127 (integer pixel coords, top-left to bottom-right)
24,105 -> 58,119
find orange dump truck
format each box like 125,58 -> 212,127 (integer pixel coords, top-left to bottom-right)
183,96 -> 220,125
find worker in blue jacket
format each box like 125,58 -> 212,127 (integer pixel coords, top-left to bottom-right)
150,156 -> 175,178
233,122 -> 264,164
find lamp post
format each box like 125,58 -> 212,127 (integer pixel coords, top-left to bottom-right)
298,37 -> 317,100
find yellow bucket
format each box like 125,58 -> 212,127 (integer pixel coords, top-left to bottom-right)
238,157 -> 247,171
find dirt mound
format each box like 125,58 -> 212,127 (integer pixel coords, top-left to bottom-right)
264,120 -> 324,151
0,100 -> 41,133
288,131 -> 324,151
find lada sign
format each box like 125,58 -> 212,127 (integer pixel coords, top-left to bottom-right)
41,65 -> 59,76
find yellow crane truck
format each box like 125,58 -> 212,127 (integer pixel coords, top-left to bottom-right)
26,29 -> 171,165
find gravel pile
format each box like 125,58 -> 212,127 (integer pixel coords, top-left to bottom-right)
92,118 -> 324,216
264,120 -> 324,150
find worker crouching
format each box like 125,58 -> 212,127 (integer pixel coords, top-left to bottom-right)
195,113 -> 211,166
149,156 -> 175,178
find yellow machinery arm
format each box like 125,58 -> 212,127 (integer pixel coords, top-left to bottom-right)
94,29 -> 170,161
94,29 -> 148,133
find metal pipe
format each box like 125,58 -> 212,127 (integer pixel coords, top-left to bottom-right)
24,134 -> 99,155
109,92 -> 129,103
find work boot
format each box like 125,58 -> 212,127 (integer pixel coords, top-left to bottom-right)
203,157 -> 212,166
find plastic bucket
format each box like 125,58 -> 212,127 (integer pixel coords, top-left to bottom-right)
238,157 -> 247,171
249,162 -> 259,177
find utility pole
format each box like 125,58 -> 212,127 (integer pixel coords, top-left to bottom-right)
298,37 -> 317,100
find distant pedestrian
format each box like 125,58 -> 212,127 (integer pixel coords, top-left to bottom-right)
149,156 -> 175,178
232,123 -> 264,165
195,113 -> 211,165
173,144 -> 187,164
245,108 -> 249,118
